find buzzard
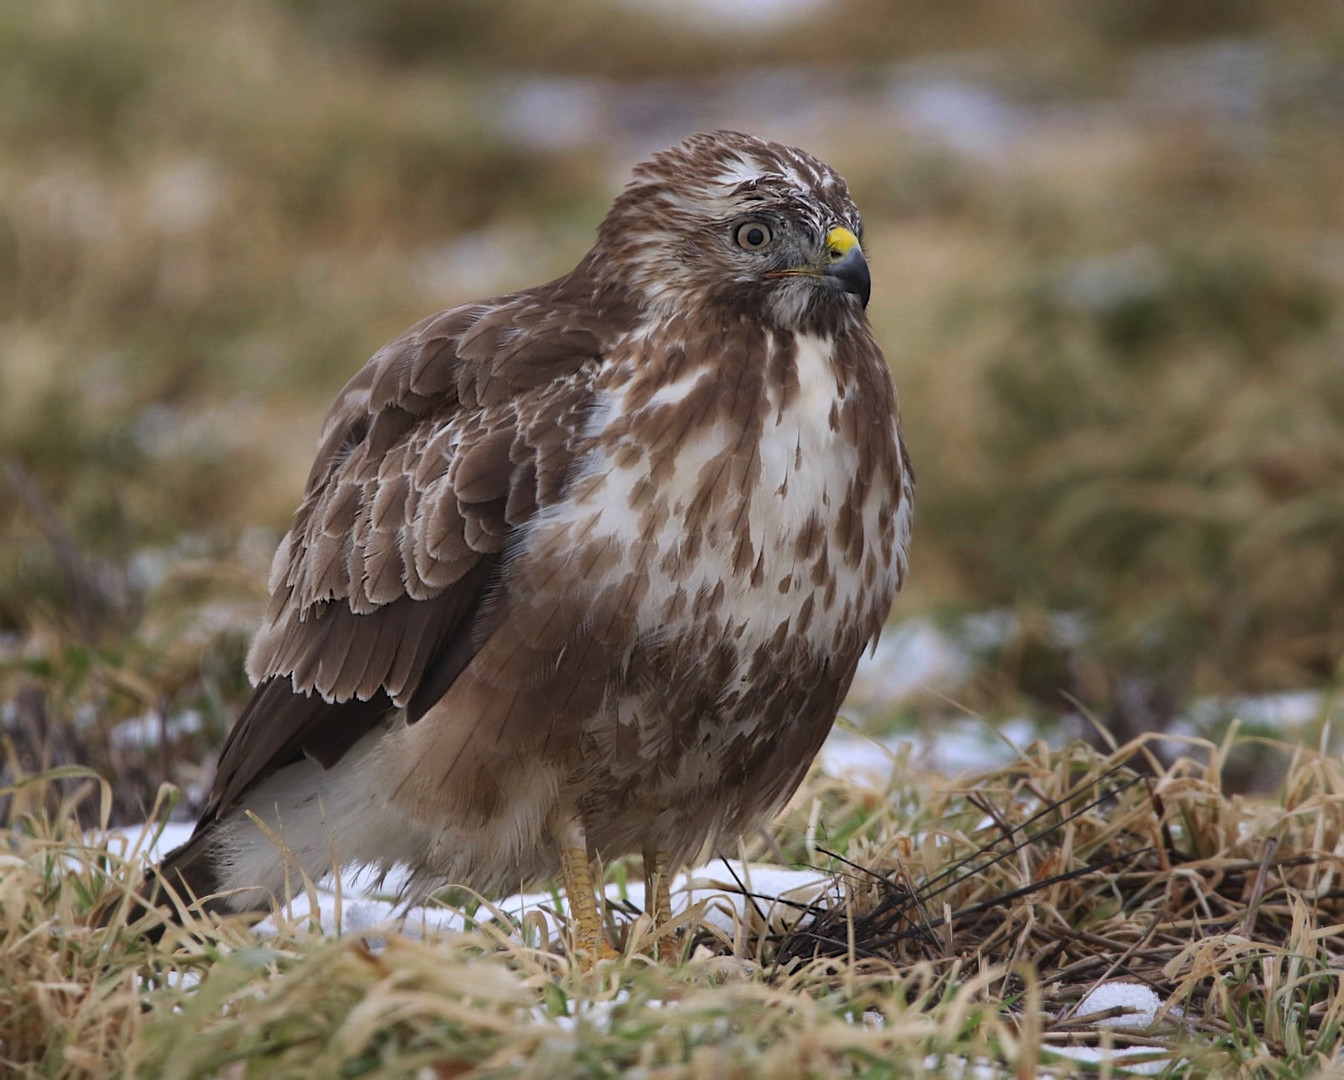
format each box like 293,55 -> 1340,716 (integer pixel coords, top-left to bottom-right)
155,131 -> 913,956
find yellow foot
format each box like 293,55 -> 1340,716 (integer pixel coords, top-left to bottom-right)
643,846 -> 682,963
555,817 -> 617,966
583,937 -> 622,963
643,847 -> 672,928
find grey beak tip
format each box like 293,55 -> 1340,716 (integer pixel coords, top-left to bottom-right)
826,248 -> 871,309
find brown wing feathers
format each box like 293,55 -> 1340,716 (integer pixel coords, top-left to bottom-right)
200,558 -> 503,826
171,292 -> 611,856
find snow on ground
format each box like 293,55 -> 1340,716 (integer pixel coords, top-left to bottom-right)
108,822 -> 1186,1071
104,816 -> 833,945
1045,982 -> 1179,1075
242,858 -> 835,945
821,714 -> 1045,786
1074,982 -> 1168,1029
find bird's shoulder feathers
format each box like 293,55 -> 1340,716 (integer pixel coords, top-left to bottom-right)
201,283 -> 634,827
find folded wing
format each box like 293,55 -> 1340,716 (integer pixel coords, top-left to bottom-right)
193,291 -> 614,835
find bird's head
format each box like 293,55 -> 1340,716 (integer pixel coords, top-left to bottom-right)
591,131 -> 871,335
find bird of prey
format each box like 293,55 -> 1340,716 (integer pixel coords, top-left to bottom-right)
153,130 -> 914,956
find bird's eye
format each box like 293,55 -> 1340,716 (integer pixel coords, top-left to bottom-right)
734,221 -> 773,250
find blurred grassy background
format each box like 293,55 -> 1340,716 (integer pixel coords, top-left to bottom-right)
2,0 -> 1342,820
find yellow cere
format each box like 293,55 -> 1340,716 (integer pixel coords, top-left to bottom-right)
825,226 -> 860,257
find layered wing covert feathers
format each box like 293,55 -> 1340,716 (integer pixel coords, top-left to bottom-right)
197,290 -> 621,830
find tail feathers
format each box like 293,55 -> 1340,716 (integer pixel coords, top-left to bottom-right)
154,831 -> 229,915
90,827 -> 233,938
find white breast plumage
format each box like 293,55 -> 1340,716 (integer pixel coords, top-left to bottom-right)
529,330 -> 879,660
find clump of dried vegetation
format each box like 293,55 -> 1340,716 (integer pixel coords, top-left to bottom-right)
6,731 -> 1344,1077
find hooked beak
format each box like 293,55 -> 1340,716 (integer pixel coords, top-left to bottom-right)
823,226 -> 871,308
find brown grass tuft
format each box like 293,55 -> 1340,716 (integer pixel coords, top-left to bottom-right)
6,733 -> 1344,1076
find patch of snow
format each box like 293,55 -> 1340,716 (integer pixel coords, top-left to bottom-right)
1187,690 -> 1328,732
105,821 -> 831,945
1043,982 -> 1183,1076
116,820 -> 196,860
1074,982 -> 1164,1029
821,716 -> 1051,788
846,618 -> 973,717
819,734 -> 903,790
1046,1044 -> 1174,1076
540,988 -> 638,1032
250,859 -> 824,943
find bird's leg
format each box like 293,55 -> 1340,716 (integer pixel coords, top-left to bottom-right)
643,847 -> 673,929
553,810 -> 617,962
643,846 -> 677,962
558,845 -> 605,956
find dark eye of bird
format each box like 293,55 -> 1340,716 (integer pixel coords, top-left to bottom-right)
735,221 -> 772,250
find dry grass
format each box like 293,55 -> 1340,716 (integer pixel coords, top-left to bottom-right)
777,731 -> 1344,1068
6,732 -> 1344,1077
